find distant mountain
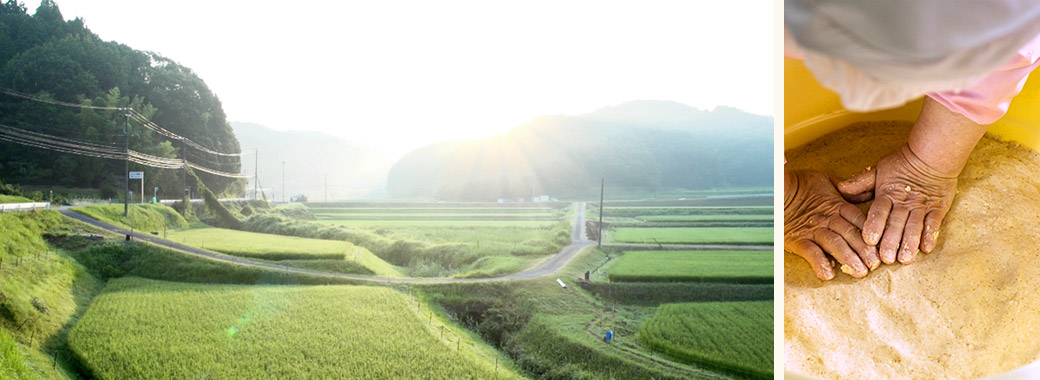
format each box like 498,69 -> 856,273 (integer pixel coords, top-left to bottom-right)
231,122 -> 394,201
386,101 -> 773,201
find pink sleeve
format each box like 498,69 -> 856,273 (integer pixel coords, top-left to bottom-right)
927,34 -> 1040,125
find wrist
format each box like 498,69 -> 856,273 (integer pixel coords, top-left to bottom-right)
784,169 -> 800,209
904,141 -> 967,179
900,144 -> 959,180
907,98 -> 986,177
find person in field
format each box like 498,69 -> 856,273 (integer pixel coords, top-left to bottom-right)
783,0 -> 1040,280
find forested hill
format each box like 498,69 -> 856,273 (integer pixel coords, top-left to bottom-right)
387,101 -> 772,201
0,1 -> 242,197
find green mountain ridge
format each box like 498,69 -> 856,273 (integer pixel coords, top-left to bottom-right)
387,100 -> 773,201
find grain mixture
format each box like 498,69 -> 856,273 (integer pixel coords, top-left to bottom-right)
785,121 -> 1040,379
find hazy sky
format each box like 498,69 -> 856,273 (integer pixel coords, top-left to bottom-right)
23,0 -> 773,154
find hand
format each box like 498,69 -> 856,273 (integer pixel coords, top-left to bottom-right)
785,169 -> 879,280
838,144 -> 957,264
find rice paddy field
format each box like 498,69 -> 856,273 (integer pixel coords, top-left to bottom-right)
610,227 -> 774,244
69,277 -> 525,380
607,250 -> 772,283
587,197 -> 774,245
639,301 -> 773,379
303,202 -> 573,278
163,227 -> 402,277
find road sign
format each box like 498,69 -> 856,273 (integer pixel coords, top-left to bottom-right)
129,171 -> 143,179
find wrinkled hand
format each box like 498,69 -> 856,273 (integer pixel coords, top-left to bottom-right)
838,144 -> 957,265
785,169 -> 879,280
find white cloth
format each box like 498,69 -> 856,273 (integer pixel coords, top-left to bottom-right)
785,0 -> 1040,113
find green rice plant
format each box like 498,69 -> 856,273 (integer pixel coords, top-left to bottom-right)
165,227 -> 350,260
577,282 -> 774,306
610,227 -> 773,244
639,301 -> 773,379
69,278 -> 524,380
607,250 -> 772,284
637,214 -> 774,222
588,206 -> 773,219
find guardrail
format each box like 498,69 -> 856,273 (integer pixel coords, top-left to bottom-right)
158,198 -> 253,205
0,202 -> 50,212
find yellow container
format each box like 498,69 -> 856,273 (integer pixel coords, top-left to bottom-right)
784,57 -> 1040,380
784,58 -> 1040,150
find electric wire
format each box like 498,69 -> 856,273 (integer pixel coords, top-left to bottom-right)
0,123 -> 252,178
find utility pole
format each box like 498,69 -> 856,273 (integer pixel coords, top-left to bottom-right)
182,140 -> 188,205
325,173 -> 328,203
123,110 -> 130,216
598,178 -> 604,248
254,148 -> 259,200
282,161 -> 286,203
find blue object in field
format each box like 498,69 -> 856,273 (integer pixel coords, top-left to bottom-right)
604,331 -> 613,342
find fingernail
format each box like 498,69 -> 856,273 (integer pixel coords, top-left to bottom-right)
867,246 -> 880,270
881,249 -> 896,264
899,249 -> 917,264
840,264 -> 866,278
866,232 -> 881,245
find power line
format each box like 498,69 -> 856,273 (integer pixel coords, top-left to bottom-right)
128,111 -> 242,157
0,123 -> 252,178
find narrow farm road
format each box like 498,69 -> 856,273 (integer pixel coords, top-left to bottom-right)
59,203 -> 597,284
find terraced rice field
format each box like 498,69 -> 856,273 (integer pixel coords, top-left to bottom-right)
588,201 -> 774,244
609,227 -> 773,245
164,227 -> 402,277
303,203 -> 573,278
639,301 -> 773,379
69,278 -> 524,380
608,250 -> 772,283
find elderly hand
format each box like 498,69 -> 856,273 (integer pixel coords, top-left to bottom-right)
785,169 -> 880,280
838,144 -> 958,264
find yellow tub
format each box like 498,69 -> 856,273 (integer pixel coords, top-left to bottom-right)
784,58 -> 1040,380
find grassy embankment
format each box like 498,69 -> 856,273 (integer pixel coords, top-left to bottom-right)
0,195 -> 33,203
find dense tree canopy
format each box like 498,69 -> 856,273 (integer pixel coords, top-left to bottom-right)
0,0 -> 242,198
387,101 -> 773,201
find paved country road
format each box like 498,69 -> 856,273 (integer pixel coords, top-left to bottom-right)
59,202 -> 771,284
